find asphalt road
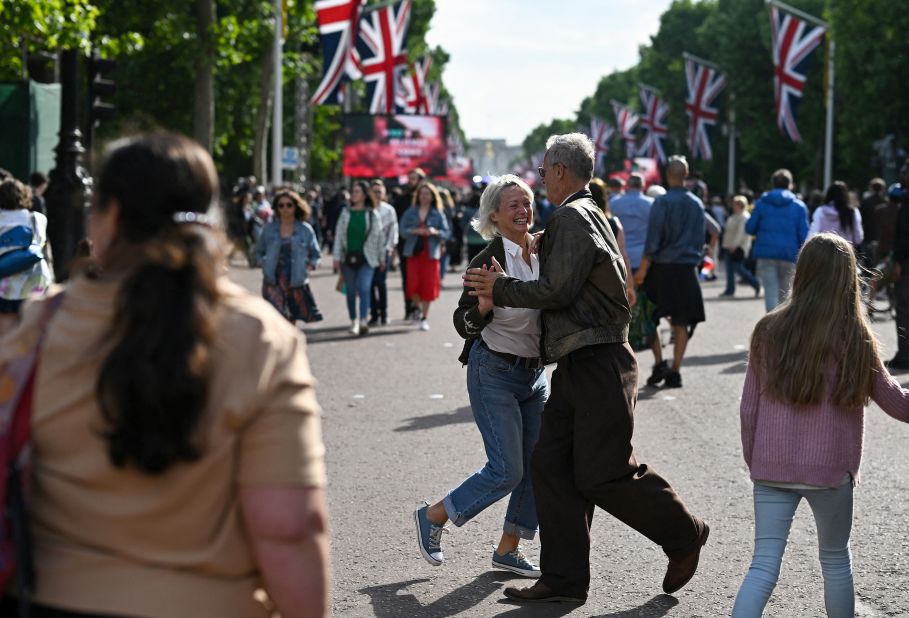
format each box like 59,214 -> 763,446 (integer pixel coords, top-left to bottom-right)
230,256 -> 909,617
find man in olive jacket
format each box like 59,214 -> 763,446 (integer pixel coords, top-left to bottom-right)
465,133 -> 708,604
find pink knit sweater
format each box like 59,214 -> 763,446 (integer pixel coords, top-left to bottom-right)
740,360 -> 909,487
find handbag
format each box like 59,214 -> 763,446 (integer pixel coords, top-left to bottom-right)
0,293 -> 64,617
344,250 -> 366,268
628,290 -> 657,352
0,215 -> 42,279
343,211 -> 371,268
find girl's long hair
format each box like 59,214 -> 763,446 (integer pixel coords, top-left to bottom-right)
825,181 -> 855,234
750,233 -> 879,407
93,132 -> 223,474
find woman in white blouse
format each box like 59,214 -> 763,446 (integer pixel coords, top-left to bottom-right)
413,175 -> 548,578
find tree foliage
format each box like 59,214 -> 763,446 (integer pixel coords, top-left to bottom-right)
522,0 -> 909,193
1,0 -> 462,185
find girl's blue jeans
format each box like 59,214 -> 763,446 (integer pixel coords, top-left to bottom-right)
732,482 -> 854,618
443,340 -> 548,539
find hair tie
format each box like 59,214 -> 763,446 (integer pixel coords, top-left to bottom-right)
172,211 -> 213,226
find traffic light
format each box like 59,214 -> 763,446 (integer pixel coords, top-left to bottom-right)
87,50 -> 116,128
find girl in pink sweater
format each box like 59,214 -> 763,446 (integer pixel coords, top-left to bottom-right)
733,233 -> 909,617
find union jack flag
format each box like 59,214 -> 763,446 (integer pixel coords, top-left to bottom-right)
770,4 -> 826,142
311,0 -> 365,105
356,0 -> 412,114
426,81 -> 446,115
589,117 -> 615,174
637,85 -> 668,164
402,55 -> 431,114
612,102 -> 638,159
684,55 -> 725,161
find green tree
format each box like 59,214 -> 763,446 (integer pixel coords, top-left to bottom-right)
831,0 -> 909,185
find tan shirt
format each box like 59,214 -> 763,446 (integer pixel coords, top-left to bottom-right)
0,275 -> 326,617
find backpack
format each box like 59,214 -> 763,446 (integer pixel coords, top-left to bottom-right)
0,294 -> 63,613
0,214 -> 43,279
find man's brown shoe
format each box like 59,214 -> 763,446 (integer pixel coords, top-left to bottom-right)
503,581 -> 586,605
662,518 -> 710,594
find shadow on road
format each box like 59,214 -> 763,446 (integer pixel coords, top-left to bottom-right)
301,326 -> 415,345
682,351 -> 746,367
395,406 -> 473,432
492,593 -> 679,617
359,571 -> 513,617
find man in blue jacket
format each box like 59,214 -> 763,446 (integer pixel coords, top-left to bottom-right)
746,169 -> 809,311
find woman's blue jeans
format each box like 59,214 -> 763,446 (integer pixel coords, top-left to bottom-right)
732,482 -> 854,618
341,262 -> 375,320
443,340 -> 548,539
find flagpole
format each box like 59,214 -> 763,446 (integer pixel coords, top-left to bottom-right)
727,91 -> 736,196
271,0 -> 283,188
823,37 -> 835,188
770,0 -> 827,28
682,51 -> 721,71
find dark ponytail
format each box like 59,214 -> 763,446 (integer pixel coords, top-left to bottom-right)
93,132 -> 223,474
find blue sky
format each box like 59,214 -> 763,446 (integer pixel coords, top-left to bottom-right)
427,0 -> 675,145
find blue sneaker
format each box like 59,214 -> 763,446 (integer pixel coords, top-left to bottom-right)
492,546 -> 541,578
414,502 -> 447,566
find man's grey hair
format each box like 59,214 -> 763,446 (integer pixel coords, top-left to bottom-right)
627,173 -> 644,189
545,133 -> 595,181
471,174 -> 534,241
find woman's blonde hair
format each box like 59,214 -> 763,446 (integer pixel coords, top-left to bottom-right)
471,174 -> 534,240
412,181 -> 443,211
750,233 -> 880,407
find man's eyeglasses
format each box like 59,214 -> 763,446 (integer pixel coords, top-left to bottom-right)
537,166 -> 545,178
276,201 -> 295,209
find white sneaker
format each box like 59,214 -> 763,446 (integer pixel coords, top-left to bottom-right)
350,320 -> 360,336
419,319 -> 430,331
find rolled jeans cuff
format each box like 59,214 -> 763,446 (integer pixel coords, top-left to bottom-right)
503,520 -> 537,541
443,494 -> 537,539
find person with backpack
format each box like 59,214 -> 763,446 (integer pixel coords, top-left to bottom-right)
0,177 -> 53,336
732,233 -> 909,617
0,133 -> 330,618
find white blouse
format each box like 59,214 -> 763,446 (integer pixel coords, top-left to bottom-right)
481,236 -> 542,358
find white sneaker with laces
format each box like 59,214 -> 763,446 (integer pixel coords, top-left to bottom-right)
350,320 -> 360,336
419,319 -> 430,331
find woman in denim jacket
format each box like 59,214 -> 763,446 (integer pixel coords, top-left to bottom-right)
256,190 -> 323,324
400,182 -> 450,331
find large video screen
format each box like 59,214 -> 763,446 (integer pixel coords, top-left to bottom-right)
342,115 -> 447,179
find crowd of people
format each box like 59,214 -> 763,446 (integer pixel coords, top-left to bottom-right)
1,128 -> 908,617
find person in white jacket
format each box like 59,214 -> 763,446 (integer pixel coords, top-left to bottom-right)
808,181 -> 864,247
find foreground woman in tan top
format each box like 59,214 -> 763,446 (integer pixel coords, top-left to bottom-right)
0,133 -> 330,618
